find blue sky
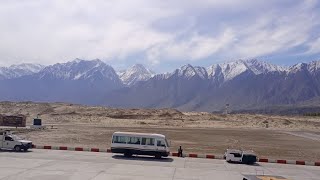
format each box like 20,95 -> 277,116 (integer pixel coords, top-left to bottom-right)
0,0 -> 320,72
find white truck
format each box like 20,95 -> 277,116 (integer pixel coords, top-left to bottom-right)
224,149 -> 257,164
0,130 -> 33,152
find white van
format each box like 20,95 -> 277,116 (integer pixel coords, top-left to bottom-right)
224,149 -> 257,164
0,130 -> 33,152
111,132 -> 170,158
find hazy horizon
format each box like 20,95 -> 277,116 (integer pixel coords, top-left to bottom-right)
1,57 -> 320,74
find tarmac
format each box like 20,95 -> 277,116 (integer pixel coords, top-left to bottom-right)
0,149 -> 319,180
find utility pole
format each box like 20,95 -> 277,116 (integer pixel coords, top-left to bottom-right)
224,103 -> 230,115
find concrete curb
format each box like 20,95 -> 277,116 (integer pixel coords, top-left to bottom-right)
258,158 -> 320,166
32,145 -> 320,166
33,145 -> 112,153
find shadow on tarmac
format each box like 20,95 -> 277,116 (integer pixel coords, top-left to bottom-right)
227,161 -> 261,166
0,149 -> 33,153
112,155 -> 174,162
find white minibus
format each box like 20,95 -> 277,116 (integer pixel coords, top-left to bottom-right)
111,132 -> 170,158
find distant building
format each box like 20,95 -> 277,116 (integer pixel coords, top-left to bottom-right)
0,114 -> 26,127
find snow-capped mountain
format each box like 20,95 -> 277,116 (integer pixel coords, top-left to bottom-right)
170,64 -> 208,79
0,59 -> 123,105
104,59 -> 320,112
37,59 -> 121,83
1,59 -> 320,112
287,60 -> 320,74
307,61 -> 320,73
118,64 -> 155,86
207,59 -> 286,82
0,63 -> 44,80
245,59 -> 287,74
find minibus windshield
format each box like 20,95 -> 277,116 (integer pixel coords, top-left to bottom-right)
165,139 -> 169,147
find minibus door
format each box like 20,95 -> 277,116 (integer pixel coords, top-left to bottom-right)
141,138 -> 156,152
156,139 -> 166,151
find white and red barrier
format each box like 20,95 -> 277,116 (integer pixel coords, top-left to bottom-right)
32,145 -> 320,166
33,145 -> 112,153
258,158 -> 320,166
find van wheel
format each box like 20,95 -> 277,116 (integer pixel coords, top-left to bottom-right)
124,151 -> 132,157
14,146 -> 21,152
155,154 -> 162,159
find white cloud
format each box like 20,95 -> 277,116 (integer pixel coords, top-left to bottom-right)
231,9 -> 314,58
146,29 -> 235,63
0,0 -> 177,65
306,37 -> 320,55
205,0 -> 319,60
0,0 -> 319,68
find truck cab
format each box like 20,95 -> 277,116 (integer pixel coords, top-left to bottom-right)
0,130 -> 32,152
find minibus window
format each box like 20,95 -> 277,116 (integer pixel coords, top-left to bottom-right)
112,136 -> 127,144
141,138 -> 155,145
128,137 -> 141,145
165,139 -> 169,147
142,138 -> 146,145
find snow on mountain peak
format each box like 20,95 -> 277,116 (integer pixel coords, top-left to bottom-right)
38,59 -> 119,82
307,60 -> 320,73
288,62 -> 308,74
287,60 -> 320,74
175,64 -> 208,79
119,64 -> 155,86
219,60 -> 248,81
9,63 -> 44,73
0,63 -> 44,79
207,64 -> 221,78
207,59 -> 287,82
244,59 -> 287,74
177,64 -> 196,77
2,59 -> 318,85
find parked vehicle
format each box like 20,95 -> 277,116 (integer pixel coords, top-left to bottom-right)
111,132 -> 170,158
224,149 -> 257,164
0,130 -> 32,152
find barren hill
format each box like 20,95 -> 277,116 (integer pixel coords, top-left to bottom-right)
1,102 -> 320,161
0,101 -> 319,130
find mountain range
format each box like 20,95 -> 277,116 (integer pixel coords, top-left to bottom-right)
0,63 -> 44,80
0,59 -> 319,113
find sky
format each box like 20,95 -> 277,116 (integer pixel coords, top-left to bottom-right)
0,0 -> 320,72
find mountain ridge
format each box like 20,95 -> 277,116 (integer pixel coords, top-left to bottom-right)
118,64 -> 155,86
0,58 -> 319,112
0,63 -> 44,80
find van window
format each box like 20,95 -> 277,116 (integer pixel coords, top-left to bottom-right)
157,140 -> 166,147
127,137 -> 141,145
231,153 -> 242,158
112,136 -> 127,144
141,138 -> 154,146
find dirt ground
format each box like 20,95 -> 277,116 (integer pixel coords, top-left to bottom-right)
1,102 -> 320,161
